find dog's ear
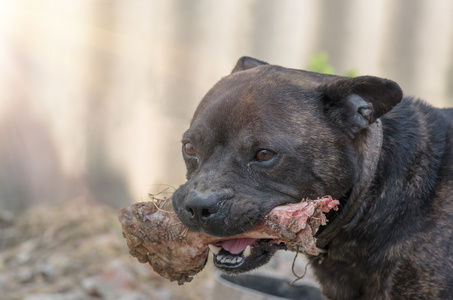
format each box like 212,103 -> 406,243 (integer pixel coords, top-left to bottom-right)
319,76 -> 403,139
232,56 -> 268,73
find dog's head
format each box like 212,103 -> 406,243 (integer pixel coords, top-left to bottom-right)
172,57 -> 402,273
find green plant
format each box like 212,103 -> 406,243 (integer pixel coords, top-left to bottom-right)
308,51 -> 335,75
308,52 -> 358,77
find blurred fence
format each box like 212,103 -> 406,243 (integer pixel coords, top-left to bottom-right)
0,0 -> 452,211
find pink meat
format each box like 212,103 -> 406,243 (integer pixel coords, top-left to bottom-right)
118,196 -> 339,285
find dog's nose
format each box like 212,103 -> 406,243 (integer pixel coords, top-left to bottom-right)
184,189 -> 232,223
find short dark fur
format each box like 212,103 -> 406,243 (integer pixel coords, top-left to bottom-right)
172,57 -> 453,299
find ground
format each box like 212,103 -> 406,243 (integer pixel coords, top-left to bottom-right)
0,199 -> 319,300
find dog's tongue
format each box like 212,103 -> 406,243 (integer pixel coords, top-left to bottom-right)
221,238 -> 257,254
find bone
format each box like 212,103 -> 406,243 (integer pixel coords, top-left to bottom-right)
118,196 -> 339,285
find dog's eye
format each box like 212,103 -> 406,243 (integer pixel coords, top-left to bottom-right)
255,149 -> 276,162
183,142 -> 196,156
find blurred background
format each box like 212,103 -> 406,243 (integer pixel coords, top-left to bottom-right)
1,0 -> 453,212
0,0 -> 452,299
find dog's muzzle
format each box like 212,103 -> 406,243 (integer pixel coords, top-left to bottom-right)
177,188 -> 235,235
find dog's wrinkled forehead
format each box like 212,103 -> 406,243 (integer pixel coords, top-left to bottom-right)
185,66 -> 324,145
192,66 -> 325,119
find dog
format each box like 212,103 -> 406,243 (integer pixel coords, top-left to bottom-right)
172,57 -> 453,299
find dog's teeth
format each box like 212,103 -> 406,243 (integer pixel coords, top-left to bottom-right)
208,244 -> 221,255
243,245 -> 251,257
216,253 -> 244,265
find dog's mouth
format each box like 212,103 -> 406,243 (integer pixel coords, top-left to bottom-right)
204,196 -> 341,273
209,238 -> 287,273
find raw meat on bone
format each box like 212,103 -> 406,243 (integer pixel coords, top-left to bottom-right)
118,196 -> 339,285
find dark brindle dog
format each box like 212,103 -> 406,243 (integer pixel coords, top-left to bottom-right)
172,57 -> 453,299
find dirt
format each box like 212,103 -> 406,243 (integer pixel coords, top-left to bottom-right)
0,199 -> 216,300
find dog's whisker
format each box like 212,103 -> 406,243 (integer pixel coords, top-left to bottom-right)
243,215 -> 255,228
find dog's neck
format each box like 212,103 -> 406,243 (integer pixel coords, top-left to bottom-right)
315,119 -> 383,250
